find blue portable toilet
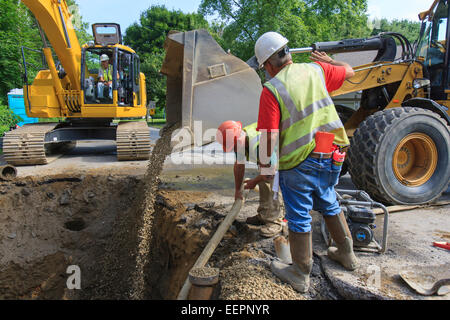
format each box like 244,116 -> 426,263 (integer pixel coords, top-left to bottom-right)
7,89 -> 39,126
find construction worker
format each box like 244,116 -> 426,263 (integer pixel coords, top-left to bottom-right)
97,54 -> 114,100
216,121 -> 284,238
254,31 -> 358,293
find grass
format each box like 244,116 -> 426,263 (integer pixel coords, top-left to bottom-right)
147,118 -> 166,128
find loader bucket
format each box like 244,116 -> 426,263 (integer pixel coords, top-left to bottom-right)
161,29 -> 263,147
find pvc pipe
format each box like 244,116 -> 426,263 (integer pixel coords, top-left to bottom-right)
177,190 -> 248,300
0,165 -> 17,181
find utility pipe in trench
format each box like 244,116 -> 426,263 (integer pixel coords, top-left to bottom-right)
177,188 -> 249,300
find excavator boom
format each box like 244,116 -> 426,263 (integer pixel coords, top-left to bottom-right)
22,0 -> 81,90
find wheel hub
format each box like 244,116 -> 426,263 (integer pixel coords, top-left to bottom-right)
393,133 -> 438,187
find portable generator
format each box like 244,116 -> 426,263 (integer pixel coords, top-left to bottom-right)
321,189 -> 389,254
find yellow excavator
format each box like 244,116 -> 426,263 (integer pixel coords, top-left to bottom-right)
161,0 -> 450,205
3,0 -> 151,165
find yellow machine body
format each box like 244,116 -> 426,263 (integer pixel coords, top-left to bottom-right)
21,0 -> 147,120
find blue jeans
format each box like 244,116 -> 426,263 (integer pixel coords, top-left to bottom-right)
279,157 -> 342,233
97,82 -> 112,99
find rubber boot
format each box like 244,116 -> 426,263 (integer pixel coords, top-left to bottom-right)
324,211 -> 358,271
270,231 -> 313,293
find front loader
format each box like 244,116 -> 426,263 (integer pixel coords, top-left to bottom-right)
299,0 -> 450,205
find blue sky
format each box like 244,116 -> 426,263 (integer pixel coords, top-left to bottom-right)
76,0 -> 430,34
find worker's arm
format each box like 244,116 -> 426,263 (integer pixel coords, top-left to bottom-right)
244,175 -> 265,190
234,162 -> 246,200
310,51 -> 355,80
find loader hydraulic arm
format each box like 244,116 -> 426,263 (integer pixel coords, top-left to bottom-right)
290,37 -> 386,54
290,33 -> 413,62
22,0 -> 81,90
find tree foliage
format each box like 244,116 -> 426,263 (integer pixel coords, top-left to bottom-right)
0,1 -> 37,105
199,0 -> 370,62
369,18 -> 421,44
0,105 -> 22,137
124,5 -> 210,110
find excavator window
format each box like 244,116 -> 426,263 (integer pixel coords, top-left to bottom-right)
82,48 -> 116,105
82,47 -> 138,106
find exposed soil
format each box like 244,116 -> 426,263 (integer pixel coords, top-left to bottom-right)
0,170 -> 343,300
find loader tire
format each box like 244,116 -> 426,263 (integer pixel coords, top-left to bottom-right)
347,107 -> 450,205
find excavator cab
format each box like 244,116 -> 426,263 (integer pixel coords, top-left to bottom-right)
81,46 -> 140,107
82,23 -> 141,107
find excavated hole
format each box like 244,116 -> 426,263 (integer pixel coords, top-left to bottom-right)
0,173 -> 341,300
64,219 -> 86,232
0,174 -> 202,300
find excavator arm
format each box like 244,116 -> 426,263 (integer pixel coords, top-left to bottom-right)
22,0 -> 81,90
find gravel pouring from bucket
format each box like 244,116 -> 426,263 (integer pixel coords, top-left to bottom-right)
161,29 -> 262,148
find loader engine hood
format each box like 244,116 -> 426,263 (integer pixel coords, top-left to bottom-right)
161,29 -> 263,147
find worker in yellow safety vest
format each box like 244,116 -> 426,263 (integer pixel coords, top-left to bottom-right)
216,121 -> 285,238
97,54 -> 117,100
254,31 -> 358,293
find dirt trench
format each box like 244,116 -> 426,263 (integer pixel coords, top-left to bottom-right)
0,171 -> 344,300
0,172 -> 217,299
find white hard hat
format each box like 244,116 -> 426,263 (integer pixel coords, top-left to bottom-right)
100,54 -> 110,62
255,32 -> 289,68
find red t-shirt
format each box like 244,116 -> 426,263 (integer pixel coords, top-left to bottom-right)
257,62 -> 346,132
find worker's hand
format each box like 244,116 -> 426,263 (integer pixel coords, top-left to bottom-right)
310,51 -> 333,64
235,189 -> 244,200
244,178 -> 259,190
261,175 -> 274,182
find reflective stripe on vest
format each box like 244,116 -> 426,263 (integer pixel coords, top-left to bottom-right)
264,63 -> 349,170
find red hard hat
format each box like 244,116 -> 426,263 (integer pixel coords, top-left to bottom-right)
216,121 -> 243,152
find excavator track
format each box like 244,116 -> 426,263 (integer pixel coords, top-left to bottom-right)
2,123 -> 59,166
116,121 -> 151,161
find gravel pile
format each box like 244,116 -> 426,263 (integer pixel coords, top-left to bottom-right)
219,259 -> 304,300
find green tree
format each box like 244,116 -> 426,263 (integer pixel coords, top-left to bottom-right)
369,18 -> 421,44
0,1 -> 37,105
124,5 -> 210,112
67,0 -> 93,46
0,104 -> 22,137
199,0 -> 370,62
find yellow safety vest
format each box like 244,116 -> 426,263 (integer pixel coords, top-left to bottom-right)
264,63 -> 349,171
101,64 -> 113,82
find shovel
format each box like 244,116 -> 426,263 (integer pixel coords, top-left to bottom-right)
399,270 -> 450,296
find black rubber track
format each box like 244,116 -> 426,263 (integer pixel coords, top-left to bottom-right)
347,107 -> 450,205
